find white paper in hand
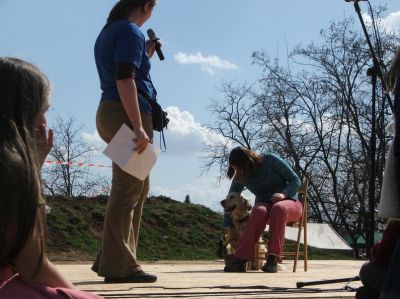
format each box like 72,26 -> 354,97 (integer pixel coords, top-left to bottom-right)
103,124 -> 160,181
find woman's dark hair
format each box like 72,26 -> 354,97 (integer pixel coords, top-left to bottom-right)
0,57 -> 49,270
227,147 -> 262,180
106,0 -> 157,27
387,48 -> 400,94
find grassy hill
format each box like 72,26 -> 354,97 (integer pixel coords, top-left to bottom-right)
45,195 -> 352,261
46,195 -> 226,261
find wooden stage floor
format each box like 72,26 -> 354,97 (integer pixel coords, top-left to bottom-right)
61,260 -> 364,299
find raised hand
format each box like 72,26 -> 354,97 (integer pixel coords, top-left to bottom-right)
145,39 -> 159,58
35,124 -> 54,167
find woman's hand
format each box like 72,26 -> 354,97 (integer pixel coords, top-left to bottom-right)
271,193 -> 287,204
133,126 -> 150,154
146,39 -> 159,58
116,79 -> 149,154
35,124 -> 54,167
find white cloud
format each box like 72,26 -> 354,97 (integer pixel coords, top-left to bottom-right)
155,106 -> 229,156
363,10 -> 400,34
80,106 -> 229,158
382,11 -> 400,33
81,130 -> 106,155
174,52 -> 239,74
149,106 -> 242,211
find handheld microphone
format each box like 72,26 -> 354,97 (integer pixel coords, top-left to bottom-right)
147,28 -> 165,61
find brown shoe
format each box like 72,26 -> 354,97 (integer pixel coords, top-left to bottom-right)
104,271 -> 157,283
224,258 -> 247,272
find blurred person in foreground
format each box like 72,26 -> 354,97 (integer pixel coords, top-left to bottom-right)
0,57 -> 103,299
356,47 -> 400,299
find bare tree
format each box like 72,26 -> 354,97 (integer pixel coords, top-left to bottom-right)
42,116 -> 108,198
205,9 -> 399,249
203,81 -> 262,180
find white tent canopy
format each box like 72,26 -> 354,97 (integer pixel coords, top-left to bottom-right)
266,223 -> 352,250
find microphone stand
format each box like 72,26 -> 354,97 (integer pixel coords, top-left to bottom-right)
296,275 -> 360,289
299,4 -> 393,293
350,1 -> 392,259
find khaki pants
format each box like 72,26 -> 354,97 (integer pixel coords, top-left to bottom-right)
92,100 -> 153,278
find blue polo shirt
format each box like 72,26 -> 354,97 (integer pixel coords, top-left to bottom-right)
94,19 -> 157,114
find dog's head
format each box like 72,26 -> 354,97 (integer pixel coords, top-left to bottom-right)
220,192 -> 252,222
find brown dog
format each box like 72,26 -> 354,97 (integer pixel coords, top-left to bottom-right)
220,192 -> 267,270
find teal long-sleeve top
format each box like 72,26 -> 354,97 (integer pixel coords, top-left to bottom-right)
224,153 -> 301,227
229,153 -> 301,202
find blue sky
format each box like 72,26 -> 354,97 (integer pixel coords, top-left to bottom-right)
1,1 -> 399,211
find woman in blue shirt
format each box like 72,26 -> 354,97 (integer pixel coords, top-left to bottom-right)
224,147 -> 303,273
91,0 -> 159,283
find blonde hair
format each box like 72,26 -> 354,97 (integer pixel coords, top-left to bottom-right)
386,48 -> 400,94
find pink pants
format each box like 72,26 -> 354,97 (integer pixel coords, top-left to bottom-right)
0,267 -> 103,299
234,200 -> 303,261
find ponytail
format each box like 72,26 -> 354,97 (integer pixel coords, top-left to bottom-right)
106,2 -> 126,26
105,0 -> 157,27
